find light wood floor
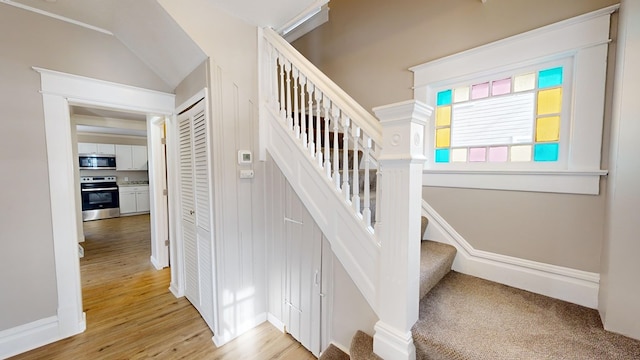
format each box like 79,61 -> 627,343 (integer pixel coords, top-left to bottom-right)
11,214 -> 315,360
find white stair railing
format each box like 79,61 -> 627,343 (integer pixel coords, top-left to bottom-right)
262,27 -> 381,233
260,27 -> 432,360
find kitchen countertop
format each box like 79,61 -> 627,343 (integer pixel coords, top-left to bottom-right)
118,181 -> 149,186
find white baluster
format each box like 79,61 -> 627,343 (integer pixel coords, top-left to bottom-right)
342,115 -> 351,202
363,135 -> 372,229
292,68 -> 300,139
299,75 -> 307,146
307,82 -> 315,156
323,95 -> 331,178
332,105 -> 341,190
285,60 -> 293,131
375,168 -> 381,233
352,125 -> 361,215
315,90 -> 323,166
278,53 -> 286,119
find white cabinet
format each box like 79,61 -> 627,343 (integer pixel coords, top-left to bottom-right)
78,142 -> 116,155
116,145 -> 148,171
119,185 -> 149,214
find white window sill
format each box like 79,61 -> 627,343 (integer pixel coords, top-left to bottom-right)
422,169 -> 608,195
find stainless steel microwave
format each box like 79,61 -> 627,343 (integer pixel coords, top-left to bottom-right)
79,154 -> 116,169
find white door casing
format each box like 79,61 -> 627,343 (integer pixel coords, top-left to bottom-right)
33,67 -> 174,346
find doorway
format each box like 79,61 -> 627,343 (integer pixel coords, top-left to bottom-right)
36,67 -> 176,339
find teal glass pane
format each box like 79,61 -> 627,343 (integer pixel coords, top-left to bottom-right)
538,67 -> 563,88
534,143 -> 559,162
437,90 -> 452,106
435,149 -> 450,163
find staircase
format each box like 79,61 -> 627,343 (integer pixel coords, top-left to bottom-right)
260,27 -> 440,359
318,217 -> 457,360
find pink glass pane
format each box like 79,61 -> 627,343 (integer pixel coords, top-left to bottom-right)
469,147 -> 487,162
489,146 -> 508,162
492,78 -> 512,96
471,82 -> 490,99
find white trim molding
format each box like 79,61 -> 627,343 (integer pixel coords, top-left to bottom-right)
411,5 -> 618,195
422,199 -> 600,309
0,316 -> 60,359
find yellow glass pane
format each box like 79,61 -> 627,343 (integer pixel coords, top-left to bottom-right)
436,128 -> 450,148
436,106 -> 451,126
536,116 -> 560,142
510,145 -> 532,162
451,148 -> 467,162
537,88 -> 562,115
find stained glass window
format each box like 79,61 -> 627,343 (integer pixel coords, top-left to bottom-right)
433,66 -> 563,164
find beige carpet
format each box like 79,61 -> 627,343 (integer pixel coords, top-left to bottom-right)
413,271 -> 640,360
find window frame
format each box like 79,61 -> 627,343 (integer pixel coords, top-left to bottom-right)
410,5 -> 616,195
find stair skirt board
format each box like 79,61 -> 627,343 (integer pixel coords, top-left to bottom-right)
421,200 -> 600,309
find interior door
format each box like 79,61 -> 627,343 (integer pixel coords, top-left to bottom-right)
177,98 -> 214,329
284,183 -> 322,356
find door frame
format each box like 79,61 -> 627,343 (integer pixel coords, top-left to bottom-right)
35,67 -> 175,339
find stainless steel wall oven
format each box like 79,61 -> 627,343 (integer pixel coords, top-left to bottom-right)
80,176 -> 120,221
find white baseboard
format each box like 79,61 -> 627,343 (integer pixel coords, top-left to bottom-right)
212,312 -> 268,348
422,200 -> 600,309
0,316 -> 60,359
267,313 -> 285,333
149,255 -> 163,270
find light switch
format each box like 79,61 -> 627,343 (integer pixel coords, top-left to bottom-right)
240,169 -> 254,179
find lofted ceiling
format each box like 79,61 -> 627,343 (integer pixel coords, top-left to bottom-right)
8,0 -> 323,135
7,0 -> 325,88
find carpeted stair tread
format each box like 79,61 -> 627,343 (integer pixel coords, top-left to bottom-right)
319,344 -> 350,360
412,271 -> 640,360
350,331 -> 382,360
420,240 -> 456,300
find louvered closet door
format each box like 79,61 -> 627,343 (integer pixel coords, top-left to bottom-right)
178,99 -> 214,329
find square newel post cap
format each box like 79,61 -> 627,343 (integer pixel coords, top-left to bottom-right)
373,100 -> 433,161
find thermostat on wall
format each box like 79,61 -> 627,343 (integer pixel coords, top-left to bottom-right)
238,150 -> 252,164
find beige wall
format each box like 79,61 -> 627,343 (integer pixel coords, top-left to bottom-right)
174,59 -> 209,107
293,0 -> 618,273
0,4 -> 170,332
600,0 -> 640,340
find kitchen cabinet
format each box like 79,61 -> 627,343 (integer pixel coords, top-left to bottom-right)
119,185 -> 150,214
78,142 -> 116,155
116,145 -> 148,171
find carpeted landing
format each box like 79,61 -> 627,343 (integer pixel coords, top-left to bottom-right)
413,271 -> 640,360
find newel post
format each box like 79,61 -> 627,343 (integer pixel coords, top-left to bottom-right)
372,100 -> 432,360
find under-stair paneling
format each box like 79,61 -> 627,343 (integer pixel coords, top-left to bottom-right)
266,155 -> 377,353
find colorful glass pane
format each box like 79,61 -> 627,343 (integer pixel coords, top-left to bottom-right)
451,148 -> 467,162
488,146 -> 508,162
471,82 -> 490,99
510,145 -> 532,162
536,116 -> 560,142
437,90 -> 452,106
537,88 -> 562,115
514,73 -> 535,92
534,143 -> 559,162
436,106 -> 451,127
469,147 -> 487,162
454,87 -> 470,103
435,149 -> 450,163
492,78 -> 512,96
436,128 -> 451,148
538,67 -> 563,88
